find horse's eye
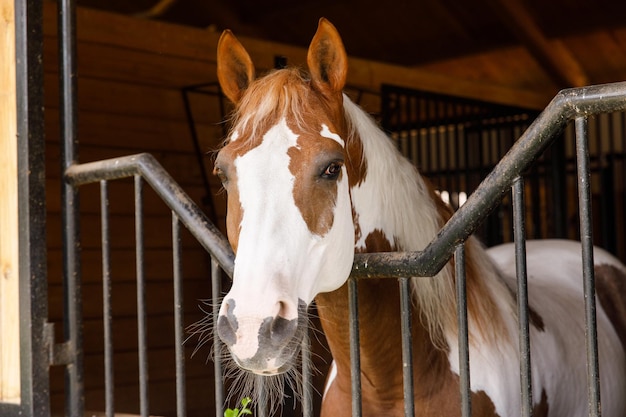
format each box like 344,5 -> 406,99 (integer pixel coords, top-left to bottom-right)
321,161 -> 343,180
214,166 -> 228,184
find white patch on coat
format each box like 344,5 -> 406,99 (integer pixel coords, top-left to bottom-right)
343,97 -> 441,253
320,124 -> 344,147
323,360 -> 338,399
220,118 -> 355,365
465,239 -> 626,417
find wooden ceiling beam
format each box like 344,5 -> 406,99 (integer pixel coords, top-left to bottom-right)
488,0 -> 589,88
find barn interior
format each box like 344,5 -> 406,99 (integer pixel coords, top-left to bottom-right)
32,0 -> 626,415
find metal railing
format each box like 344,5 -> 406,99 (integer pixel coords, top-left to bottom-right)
64,154 -> 234,417
58,81 -> 626,417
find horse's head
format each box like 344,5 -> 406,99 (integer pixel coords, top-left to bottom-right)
215,19 -> 357,375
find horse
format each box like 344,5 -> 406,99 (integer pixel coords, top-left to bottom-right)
212,18 -> 626,417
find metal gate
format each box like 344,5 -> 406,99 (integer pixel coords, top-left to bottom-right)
381,85 -> 626,259
4,1 -> 626,416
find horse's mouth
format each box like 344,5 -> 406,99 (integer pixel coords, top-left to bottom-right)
221,300 -> 309,375
251,362 -> 294,376
231,343 -> 301,376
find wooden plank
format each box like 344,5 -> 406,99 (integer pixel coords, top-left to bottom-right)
418,45 -> 558,94
46,247 -> 214,284
80,314 -> 199,354
41,3 -> 551,109
45,108 -> 225,155
0,0 -> 20,403
43,3 -> 221,64
45,176 -> 224,217
45,145 -> 217,188
50,347 -> 215,393
51,375 -> 217,417
47,213 -> 219,251
43,35 -> 220,89
562,31 -> 626,85
487,0 -> 589,88
43,73 -> 219,124
47,278 -> 213,320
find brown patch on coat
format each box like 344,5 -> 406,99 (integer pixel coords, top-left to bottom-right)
344,129 -> 368,187
318,218 -> 502,417
213,152 -> 244,252
595,263 -> 626,349
288,129 -> 344,236
533,390 -> 550,417
352,205 -> 362,246
362,229 -> 396,252
529,308 -> 545,332
318,272 -> 502,417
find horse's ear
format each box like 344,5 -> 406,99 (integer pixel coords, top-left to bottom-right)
217,30 -> 255,104
307,18 -> 347,96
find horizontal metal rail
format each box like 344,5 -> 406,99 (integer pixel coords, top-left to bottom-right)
351,81 -> 626,279
64,81 -> 626,283
65,153 -> 235,278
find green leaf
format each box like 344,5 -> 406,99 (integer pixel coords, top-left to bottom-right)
224,397 -> 253,417
224,408 -> 238,417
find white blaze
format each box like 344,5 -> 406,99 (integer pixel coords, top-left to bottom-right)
223,118 -> 355,334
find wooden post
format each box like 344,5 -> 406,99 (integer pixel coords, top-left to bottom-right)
0,0 -> 21,404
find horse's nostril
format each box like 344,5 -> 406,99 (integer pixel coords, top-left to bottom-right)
270,315 -> 297,345
217,299 -> 238,346
217,315 -> 237,346
277,300 -> 297,320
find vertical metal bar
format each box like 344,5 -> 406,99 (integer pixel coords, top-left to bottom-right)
399,277 -> 415,417
100,181 -> 114,417
455,244 -> 471,417
135,175 -> 150,417
181,89 -> 217,224
348,277 -> 362,417
575,116 -> 601,417
622,112 -> 626,260
256,376 -> 267,417
172,214 -> 187,417
301,331 -> 313,417
58,0 -> 84,415
512,177 -> 533,417
211,259 -> 224,417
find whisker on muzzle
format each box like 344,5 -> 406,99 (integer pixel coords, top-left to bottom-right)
186,299 -> 322,414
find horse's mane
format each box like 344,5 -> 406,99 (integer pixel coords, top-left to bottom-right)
342,95 -> 517,349
226,68 -> 320,147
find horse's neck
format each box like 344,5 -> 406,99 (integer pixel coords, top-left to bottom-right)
316,277 -> 451,405
318,99 -> 517,392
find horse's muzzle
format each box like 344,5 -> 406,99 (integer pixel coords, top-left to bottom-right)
217,299 -> 307,374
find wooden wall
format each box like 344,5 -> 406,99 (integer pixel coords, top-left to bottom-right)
43,3 -> 227,416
